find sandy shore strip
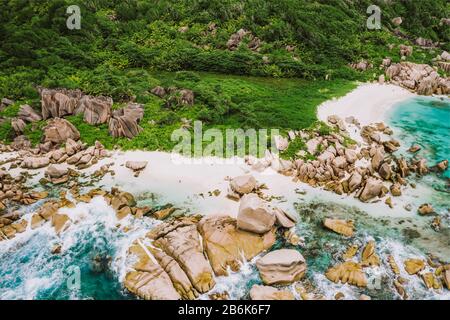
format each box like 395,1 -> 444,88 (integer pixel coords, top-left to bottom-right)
317,83 -> 415,129
4,150 -> 428,219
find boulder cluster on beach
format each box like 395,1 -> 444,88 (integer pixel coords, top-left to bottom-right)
244,115 -> 448,215
385,61 -> 450,95
349,46 -> 450,96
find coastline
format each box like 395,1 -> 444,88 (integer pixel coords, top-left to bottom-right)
1,82 -> 449,300
317,83 -> 415,140
1,82 -> 431,221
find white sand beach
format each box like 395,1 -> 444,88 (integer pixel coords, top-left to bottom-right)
0,82 -> 427,221
317,83 -> 415,127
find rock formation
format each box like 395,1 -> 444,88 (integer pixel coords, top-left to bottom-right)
227,29 -> 261,52
256,249 -> 306,285
125,161 -> 148,176
18,104 -> 42,123
108,103 -> 144,139
237,194 -> 276,234
323,218 -> 354,237
229,175 -> 257,196
198,215 -> 275,276
75,95 -> 112,125
148,217 -> 215,294
385,62 -> 449,95
249,285 -> 295,300
43,118 -> 80,145
40,88 -> 83,119
325,261 -> 367,287
404,258 -> 425,275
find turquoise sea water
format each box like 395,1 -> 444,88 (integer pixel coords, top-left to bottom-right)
0,197 -> 132,300
0,96 -> 449,300
387,96 -> 450,179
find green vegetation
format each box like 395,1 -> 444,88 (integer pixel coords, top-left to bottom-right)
0,0 -> 448,154
1,0 -> 448,100
2,72 -> 356,152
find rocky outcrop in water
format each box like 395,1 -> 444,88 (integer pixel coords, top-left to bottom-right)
323,218 -> 354,237
198,215 -> 275,276
404,259 -> 425,275
149,217 -> 215,294
249,285 -> 295,300
256,249 -> 306,285
124,241 -> 183,300
325,261 -> 367,287
123,217 -> 213,299
122,208 -> 301,300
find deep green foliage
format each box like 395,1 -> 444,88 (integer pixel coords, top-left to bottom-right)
1,0 -> 448,101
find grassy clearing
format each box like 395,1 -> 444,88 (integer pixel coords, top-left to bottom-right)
1,71 -> 357,154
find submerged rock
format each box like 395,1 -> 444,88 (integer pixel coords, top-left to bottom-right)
325,261 -> 367,287
418,203 -> 434,215
323,218 -> 354,237
404,259 -> 425,275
